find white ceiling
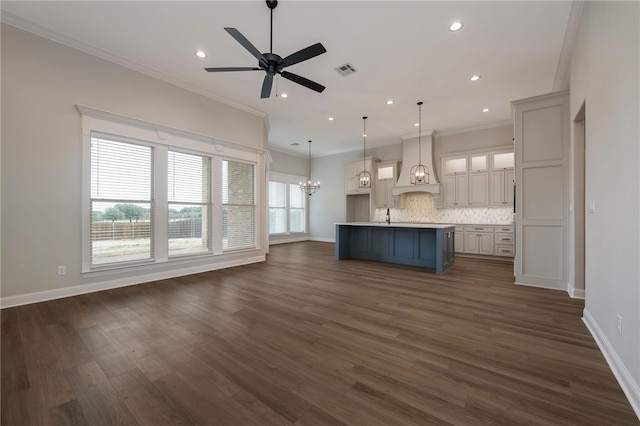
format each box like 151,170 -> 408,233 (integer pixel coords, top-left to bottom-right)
1,1 -> 573,157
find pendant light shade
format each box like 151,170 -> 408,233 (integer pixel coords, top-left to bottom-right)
300,140 -> 321,196
410,101 -> 430,185
358,116 -> 372,188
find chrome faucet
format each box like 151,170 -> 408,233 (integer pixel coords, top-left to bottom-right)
385,208 -> 390,225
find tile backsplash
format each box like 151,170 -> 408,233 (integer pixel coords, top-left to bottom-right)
373,192 -> 513,224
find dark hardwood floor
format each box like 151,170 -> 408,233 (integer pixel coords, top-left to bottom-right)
2,241 -> 638,425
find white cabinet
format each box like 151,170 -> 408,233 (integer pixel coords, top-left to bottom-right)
444,172 -> 487,207
375,161 -> 400,208
465,232 -> 494,255
443,156 -> 467,175
468,173 -> 489,206
443,174 -> 469,207
464,225 -> 494,255
491,151 -> 514,170
491,170 -> 515,206
454,225 -> 464,253
490,150 -> 515,207
345,157 -> 378,195
455,224 -> 514,258
442,151 -> 513,208
469,154 -> 488,173
512,91 -> 569,289
494,225 -> 514,257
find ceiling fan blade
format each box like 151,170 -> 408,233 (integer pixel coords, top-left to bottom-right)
224,27 -> 267,65
280,43 -> 327,68
280,71 -> 325,93
261,74 -> 274,98
205,67 -> 262,72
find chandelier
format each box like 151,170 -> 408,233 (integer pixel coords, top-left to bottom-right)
410,101 -> 430,184
300,140 -> 320,195
358,116 -> 372,188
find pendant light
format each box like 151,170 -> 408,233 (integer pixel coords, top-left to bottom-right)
410,101 -> 430,184
358,116 -> 372,188
299,140 -> 321,195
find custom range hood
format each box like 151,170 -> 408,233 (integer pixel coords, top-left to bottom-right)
392,130 -> 441,196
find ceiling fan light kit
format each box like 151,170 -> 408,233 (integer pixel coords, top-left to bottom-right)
205,0 -> 327,99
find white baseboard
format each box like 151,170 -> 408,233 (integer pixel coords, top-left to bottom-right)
514,280 -> 566,292
269,236 -> 309,245
567,282 -> 586,299
583,309 -> 640,420
310,237 -> 335,243
0,255 -> 265,309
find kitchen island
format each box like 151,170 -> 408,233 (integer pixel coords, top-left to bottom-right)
335,222 -> 455,274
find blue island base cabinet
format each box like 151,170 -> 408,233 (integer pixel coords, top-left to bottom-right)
335,223 -> 455,274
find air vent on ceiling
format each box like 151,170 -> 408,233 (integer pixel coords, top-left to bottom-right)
290,142 -> 300,146
335,63 -> 357,76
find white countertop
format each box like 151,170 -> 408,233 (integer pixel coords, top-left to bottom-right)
336,222 -> 456,229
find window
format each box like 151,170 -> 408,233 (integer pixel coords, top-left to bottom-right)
90,135 -> 154,266
289,184 -> 306,233
81,107 -> 262,274
222,160 -> 256,250
268,182 -> 287,234
268,176 -> 307,235
168,150 -> 212,257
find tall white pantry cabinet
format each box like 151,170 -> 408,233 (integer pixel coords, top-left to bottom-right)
512,91 -> 569,291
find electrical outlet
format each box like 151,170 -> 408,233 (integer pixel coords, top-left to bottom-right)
57,265 -> 66,276
617,315 -> 623,336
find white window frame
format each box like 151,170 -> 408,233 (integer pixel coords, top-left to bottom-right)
79,105 -> 263,275
268,171 -> 308,237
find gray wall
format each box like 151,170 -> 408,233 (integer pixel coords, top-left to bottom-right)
569,1 -> 640,409
1,24 -> 268,301
269,149 -> 308,177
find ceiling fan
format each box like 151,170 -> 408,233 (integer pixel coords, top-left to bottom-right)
205,0 -> 327,99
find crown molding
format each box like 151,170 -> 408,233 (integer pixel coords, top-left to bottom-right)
436,120 -> 513,137
1,12 -> 267,120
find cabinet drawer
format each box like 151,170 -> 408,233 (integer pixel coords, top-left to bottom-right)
464,225 -> 494,233
495,233 -> 514,243
495,225 -> 514,233
494,246 -> 514,257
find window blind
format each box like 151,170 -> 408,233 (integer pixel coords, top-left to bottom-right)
90,135 -> 153,266
288,183 -> 306,233
268,181 -> 286,234
222,160 -> 256,250
168,150 -> 212,257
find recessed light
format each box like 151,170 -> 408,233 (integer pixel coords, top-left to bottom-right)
386,100 -> 394,105
482,108 -> 490,113
449,22 -> 463,32
414,123 -> 419,127
328,117 -> 334,121
280,93 -> 288,98
195,50 -> 207,59
470,75 -> 481,82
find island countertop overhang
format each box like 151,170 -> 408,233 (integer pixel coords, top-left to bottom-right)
335,222 -> 455,229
